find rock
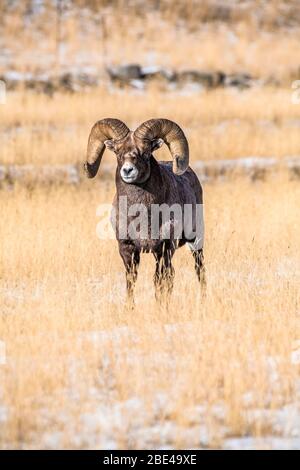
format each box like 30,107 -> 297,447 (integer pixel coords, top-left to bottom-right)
26,78 -> 56,96
107,64 -> 143,82
141,66 -> 176,82
58,73 -> 74,92
128,79 -> 145,91
0,71 -> 102,95
177,70 -> 225,88
286,157 -> 300,179
77,73 -> 99,88
193,157 -> 279,181
224,73 -> 253,89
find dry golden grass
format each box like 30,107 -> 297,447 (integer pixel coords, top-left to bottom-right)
1,1 -> 300,83
1,1 -> 300,447
1,87 -> 300,167
0,175 -> 300,449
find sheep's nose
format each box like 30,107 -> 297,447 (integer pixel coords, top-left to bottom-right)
123,167 -> 133,176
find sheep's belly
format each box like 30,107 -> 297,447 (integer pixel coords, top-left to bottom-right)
138,239 -> 162,253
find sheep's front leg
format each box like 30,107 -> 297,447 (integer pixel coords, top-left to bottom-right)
119,241 -> 140,305
154,244 -> 175,302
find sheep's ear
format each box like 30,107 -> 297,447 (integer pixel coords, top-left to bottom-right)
104,139 -> 116,152
151,138 -> 164,152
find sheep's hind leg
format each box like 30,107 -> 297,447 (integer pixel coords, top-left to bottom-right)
192,248 -> 206,295
119,241 -> 140,306
154,244 -> 175,303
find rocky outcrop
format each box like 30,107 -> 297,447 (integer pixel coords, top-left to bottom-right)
0,65 -> 262,94
106,64 -> 259,90
1,157 -> 300,188
0,72 -> 100,95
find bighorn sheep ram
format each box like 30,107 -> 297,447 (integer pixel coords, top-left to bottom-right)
84,118 -> 205,302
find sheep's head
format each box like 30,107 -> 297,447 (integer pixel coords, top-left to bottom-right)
103,132 -> 164,184
84,118 -> 189,183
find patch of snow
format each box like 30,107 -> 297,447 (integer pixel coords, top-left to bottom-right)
224,436 -> 300,450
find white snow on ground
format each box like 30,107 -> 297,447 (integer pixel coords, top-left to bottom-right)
13,318 -> 298,450
1,262 -> 300,449
35,350 -> 300,449
224,437 -> 300,450
2,314 -> 300,449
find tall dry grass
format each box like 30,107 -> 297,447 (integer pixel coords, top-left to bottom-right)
0,175 -> 300,448
1,88 -> 300,166
1,1 -> 300,83
1,0 -> 300,452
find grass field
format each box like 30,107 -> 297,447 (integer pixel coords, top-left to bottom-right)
0,175 -> 300,449
1,0 -> 300,451
1,87 -> 300,167
1,1 -> 300,84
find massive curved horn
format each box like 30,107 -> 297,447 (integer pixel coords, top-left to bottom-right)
84,118 -> 130,178
134,118 -> 189,175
